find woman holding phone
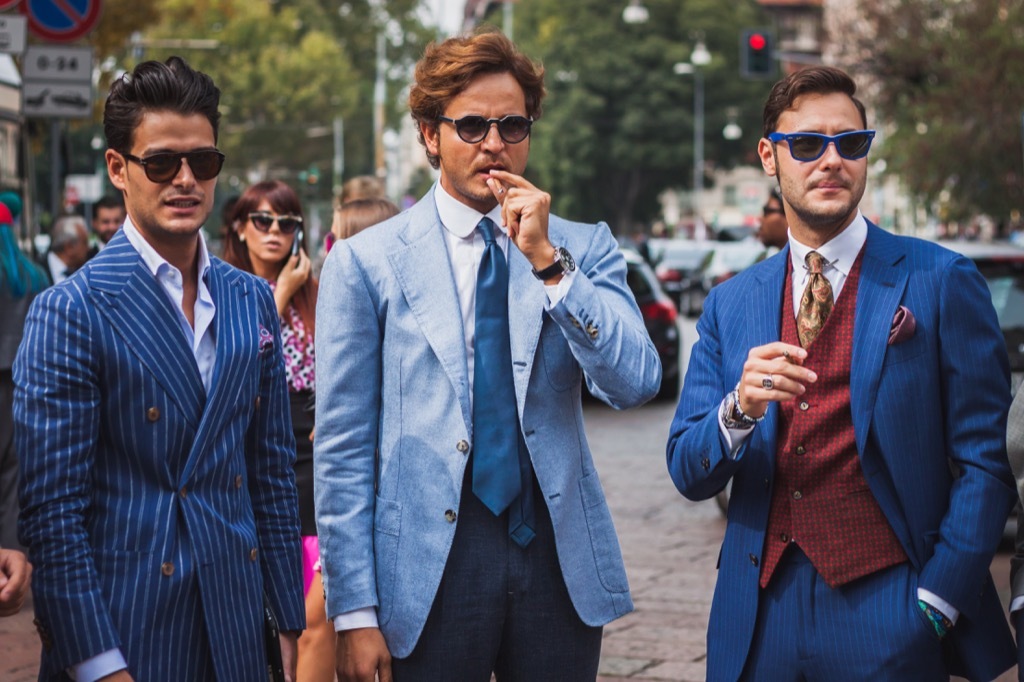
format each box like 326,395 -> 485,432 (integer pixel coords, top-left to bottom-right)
222,180 -> 330,681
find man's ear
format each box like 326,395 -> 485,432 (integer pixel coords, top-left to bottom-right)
106,150 -> 128,191
758,138 -> 777,177
421,121 -> 440,158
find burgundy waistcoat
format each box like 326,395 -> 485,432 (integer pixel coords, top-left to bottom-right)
759,250 -> 907,589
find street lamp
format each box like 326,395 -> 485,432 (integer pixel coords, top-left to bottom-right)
674,40 -> 712,229
622,0 -> 649,24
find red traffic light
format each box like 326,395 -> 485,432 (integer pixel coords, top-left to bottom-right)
748,33 -> 767,51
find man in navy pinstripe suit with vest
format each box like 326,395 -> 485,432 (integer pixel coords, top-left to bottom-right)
14,57 -> 304,681
667,66 -> 1015,680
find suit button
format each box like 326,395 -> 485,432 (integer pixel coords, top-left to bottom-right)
749,553 -> 759,567
568,315 -> 581,329
456,440 -> 469,454
161,562 -> 175,576
780,533 -> 789,543
146,407 -> 160,422
586,324 -> 599,340
793,491 -> 802,500
254,396 -> 261,410
799,401 -> 809,411
235,475 -> 243,489
764,478 -> 770,489
179,487 -> 187,499
700,457 -> 710,471
249,548 -> 258,561
796,446 -> 806,455
444,509 -> 457,523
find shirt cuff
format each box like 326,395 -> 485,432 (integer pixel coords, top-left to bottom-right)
70,649 -> 128,682
1011,595 -> 1024,613
543,268 -> 577,308
717,397 -> 754,457
333,606 -> 379,632
917,588 -> 959,624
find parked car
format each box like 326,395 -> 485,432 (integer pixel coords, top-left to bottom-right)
621,248 -> 682,402
654,241 -> 714,316
701,241 -> 768,292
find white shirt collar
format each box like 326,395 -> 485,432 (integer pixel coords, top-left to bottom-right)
788,211 -> 867,278
122,215 -> 211,282
433,182 -> 505,240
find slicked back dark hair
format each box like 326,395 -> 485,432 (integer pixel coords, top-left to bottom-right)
103,56 -> 221,155
762,66 -> 867,139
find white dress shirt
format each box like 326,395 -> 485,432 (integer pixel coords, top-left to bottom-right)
72,218 -> 217,682
333,183 -> 576,632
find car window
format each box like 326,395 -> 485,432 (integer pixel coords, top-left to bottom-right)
976,261 -> 1024,329
626,264 -> 654,299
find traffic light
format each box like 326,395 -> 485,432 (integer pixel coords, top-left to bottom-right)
741,29 -> 775,80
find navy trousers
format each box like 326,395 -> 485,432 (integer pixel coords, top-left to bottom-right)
392,467 -> 603,681
740,546 -> 946,681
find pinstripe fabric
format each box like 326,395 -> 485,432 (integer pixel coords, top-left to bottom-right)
13,230 -> 304,681
666,223 -> 1016,681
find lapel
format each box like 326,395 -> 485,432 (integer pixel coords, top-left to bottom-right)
388,194 -> 473,429
850,223 -> 908,455
90,232 -> 206,430
746,249 -> 789,456
507,236 -> 547,415
180,260 -> 252,483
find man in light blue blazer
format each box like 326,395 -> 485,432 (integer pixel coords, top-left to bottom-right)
666,67 -> 1015,680
14,57 -> 304,681
315,31 -> 661,681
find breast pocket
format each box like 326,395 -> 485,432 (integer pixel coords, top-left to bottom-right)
540,325 -> 580,392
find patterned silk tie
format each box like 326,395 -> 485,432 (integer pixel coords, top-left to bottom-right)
472,218 -> 526,526
797,251 -> 834,348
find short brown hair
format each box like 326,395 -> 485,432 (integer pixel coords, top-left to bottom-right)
762,66 -> 867,138
408,29 -> 546,169
333,198 -> 400,240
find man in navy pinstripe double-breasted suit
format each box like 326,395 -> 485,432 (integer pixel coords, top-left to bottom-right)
13,57 -> 304,681
667,67 -> 1015,680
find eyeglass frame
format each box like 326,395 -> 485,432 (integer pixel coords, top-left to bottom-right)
122,149 -> 226,183
437,115 -> 534,144
762,204 -> 785,217
248,211 -> 303,235
767,130 -> 876,162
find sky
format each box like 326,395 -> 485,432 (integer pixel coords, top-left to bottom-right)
422,0 -> 465,35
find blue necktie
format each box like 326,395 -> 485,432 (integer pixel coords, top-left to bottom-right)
473,218 -> 535,547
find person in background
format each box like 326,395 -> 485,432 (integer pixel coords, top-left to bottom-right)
315,29 -> 660,681
15,56 -> 304,682
337,175 -> 385,206
1008,387 -> 1024,679
325,197 -> 399,255
222,180 -> 324,682
0,545 -> 31,616
0,190 -> 46,560
91,194 -> 127,248
666,65 -> 1015,681
757,188 -> 787,251
43,214 -> 90,284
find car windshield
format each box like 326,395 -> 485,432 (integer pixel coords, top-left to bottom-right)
661,244 -> 713,267
976,261 -> 1024,330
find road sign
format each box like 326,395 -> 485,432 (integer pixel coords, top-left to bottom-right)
22,0 -> 102,43
23,44 -> 91,82
22,81 -> 92,118
0,15 -> 27,54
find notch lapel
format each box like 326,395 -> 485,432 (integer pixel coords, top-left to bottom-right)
507,245 -> 545,415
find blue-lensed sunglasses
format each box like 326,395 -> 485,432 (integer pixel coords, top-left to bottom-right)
768,130 -> 876,162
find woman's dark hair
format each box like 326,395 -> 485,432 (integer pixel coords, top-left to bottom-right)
223,180 -> 317,339
103,56 -> 221,155
762,66 -> 867,138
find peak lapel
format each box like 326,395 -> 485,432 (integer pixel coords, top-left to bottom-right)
746,251 -> 789,446
507,245 -> 545,413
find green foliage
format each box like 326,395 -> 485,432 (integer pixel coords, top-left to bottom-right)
512,0 -> 772,231
838,0 -> 1024,222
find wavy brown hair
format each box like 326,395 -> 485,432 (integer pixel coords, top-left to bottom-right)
223,180 -> 318,339
762,66 -> 867,138
408,29 -> 546,169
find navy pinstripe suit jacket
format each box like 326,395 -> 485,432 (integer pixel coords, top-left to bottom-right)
667,223 -> 1016,681
13,230 -> 304,681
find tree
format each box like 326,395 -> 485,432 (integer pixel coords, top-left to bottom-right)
832,0 -> 1024,224
511,0 -> 772,232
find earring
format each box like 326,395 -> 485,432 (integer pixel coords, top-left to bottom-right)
239,233 -> 246,243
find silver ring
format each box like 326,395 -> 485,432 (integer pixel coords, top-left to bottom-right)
762,375 -> 775,390
498,187 -> 505,194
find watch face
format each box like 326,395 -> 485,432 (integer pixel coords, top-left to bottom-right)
557,247 -> 575,272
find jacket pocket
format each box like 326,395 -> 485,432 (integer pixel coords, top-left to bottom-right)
579,472 -> 629,593
374,495 -> 402,626
541,324 -> 579,392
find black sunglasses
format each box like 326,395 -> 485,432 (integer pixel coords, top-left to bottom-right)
123,150 -> 225,183
437,115 -> 533,144
248,211 -> 303,235
767,130 -> 876,162
762,205 -> 785,217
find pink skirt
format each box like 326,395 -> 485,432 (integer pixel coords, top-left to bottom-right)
301,535 -> 322,597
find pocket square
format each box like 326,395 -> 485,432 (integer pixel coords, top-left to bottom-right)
888,305 -> 916,345
258,323 -> 274,354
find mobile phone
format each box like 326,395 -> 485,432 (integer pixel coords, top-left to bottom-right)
291,229 -> 303,258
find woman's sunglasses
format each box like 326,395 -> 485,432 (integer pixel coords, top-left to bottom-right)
437,115 -> 533,144
249,212 -> 303,235
123,150 -> 225,183
767,130 -> 875,162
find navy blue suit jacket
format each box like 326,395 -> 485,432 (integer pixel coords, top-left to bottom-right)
667,224 -> 1015,681
14,231 -> 304,680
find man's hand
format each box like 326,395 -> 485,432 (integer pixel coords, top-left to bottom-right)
0,548 -> 32,617
280,631 -> 299,682
336,627 -> 392,682
485,170 -> 555,272
737,342 -> 817,419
